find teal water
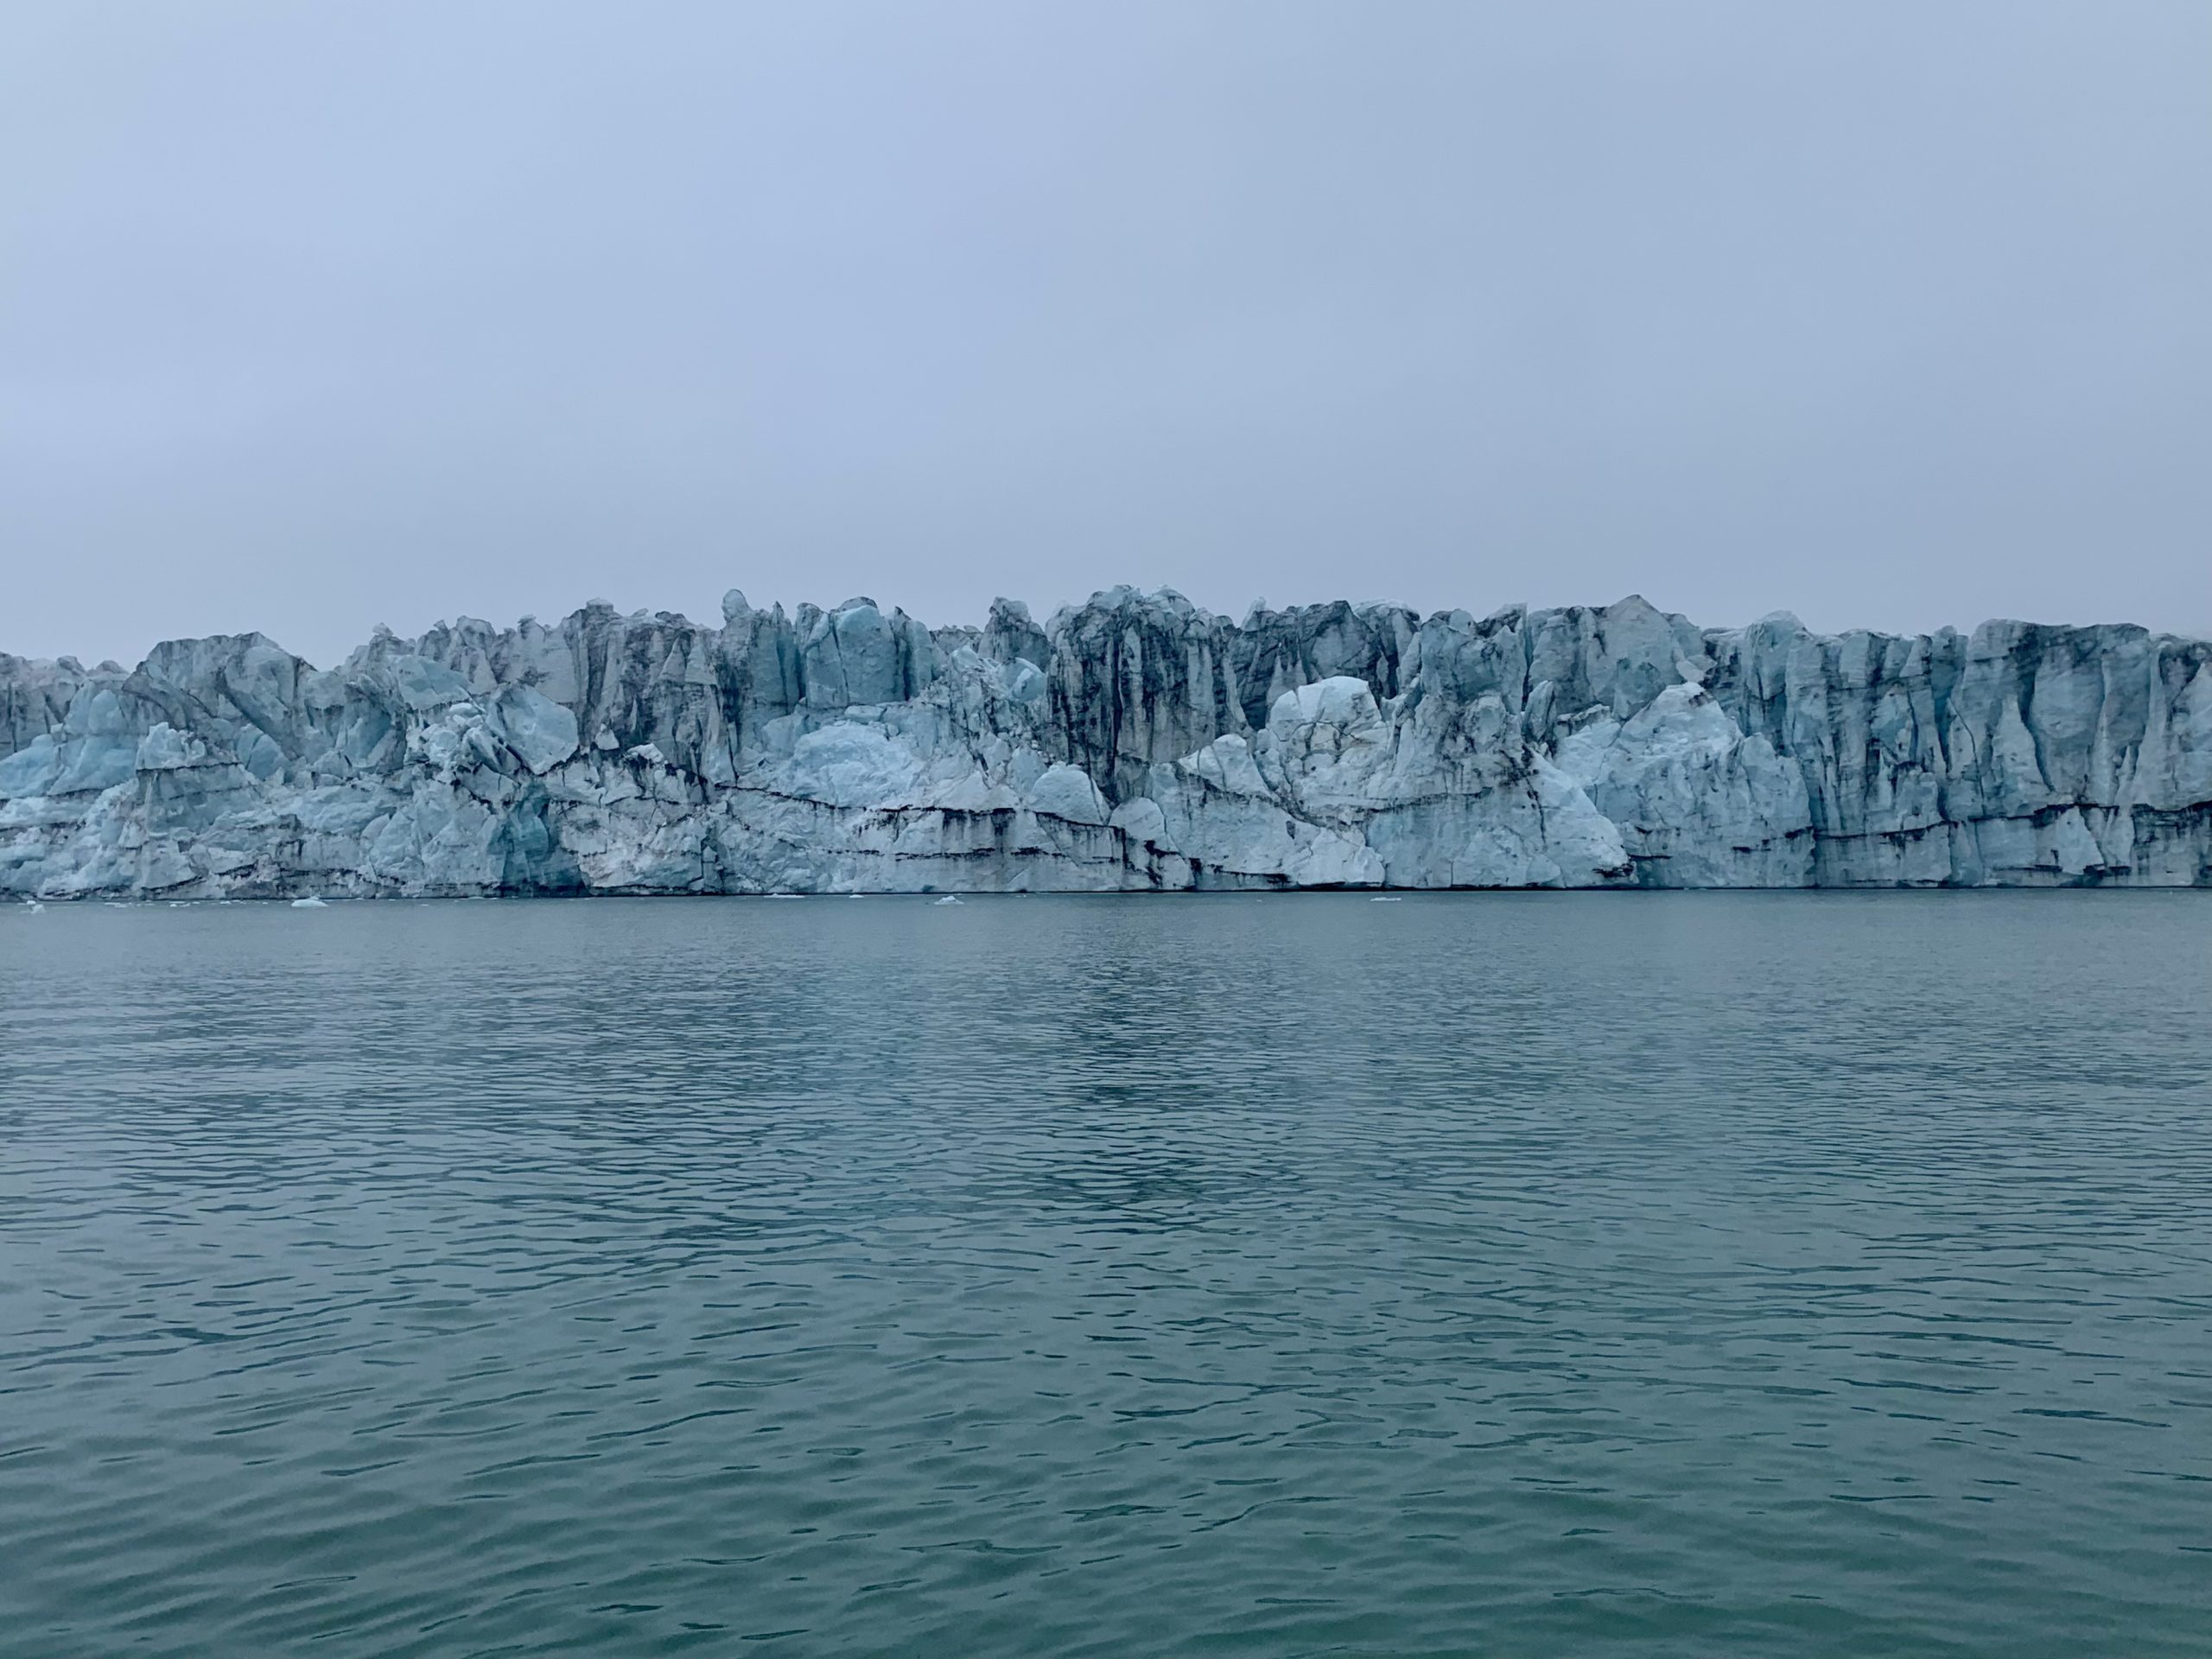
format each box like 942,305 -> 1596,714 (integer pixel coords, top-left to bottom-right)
2,893 -> 2208,1656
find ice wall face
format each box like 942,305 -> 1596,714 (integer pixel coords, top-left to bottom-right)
3,589 -> 2207,896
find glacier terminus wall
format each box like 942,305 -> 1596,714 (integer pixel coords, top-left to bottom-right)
3,588 -> 2209,896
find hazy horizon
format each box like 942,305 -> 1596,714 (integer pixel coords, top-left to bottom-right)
5,2 -> 2207,667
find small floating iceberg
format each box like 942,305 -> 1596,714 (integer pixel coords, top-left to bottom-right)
932,894 -> 963,906
22,898 -> 43,912
1371,896 -> 1402,902
290,896 -> 328,909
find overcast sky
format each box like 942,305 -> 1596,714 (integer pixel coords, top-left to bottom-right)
3,2 -> 2206,668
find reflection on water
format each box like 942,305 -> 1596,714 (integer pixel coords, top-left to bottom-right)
3,893 -> 2209,1656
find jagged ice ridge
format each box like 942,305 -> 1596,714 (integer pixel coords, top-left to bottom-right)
4,588 -> 2209,896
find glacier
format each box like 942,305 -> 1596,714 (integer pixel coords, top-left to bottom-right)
3,587 -> 2208,897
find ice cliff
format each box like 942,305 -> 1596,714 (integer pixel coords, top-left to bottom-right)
3,588 -> 2209,895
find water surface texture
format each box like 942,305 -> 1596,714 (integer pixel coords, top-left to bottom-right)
3,893 -> 2209,1656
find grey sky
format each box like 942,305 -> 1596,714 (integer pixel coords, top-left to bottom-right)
3,1 -> 2206,669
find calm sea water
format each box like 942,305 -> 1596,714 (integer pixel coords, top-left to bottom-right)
2,893 -> 2208,1657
